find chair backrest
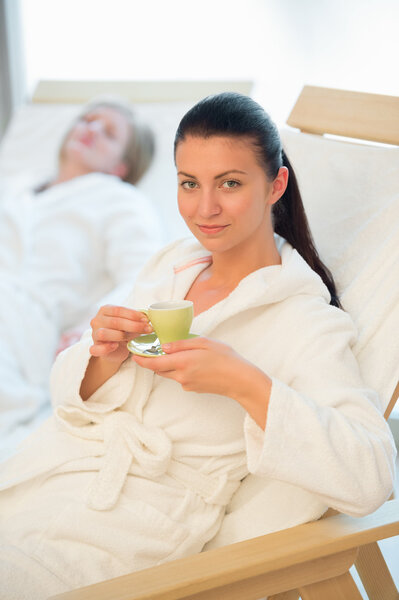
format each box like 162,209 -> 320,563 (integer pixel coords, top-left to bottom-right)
282,86 -> 399,413
204,86 -> 399,551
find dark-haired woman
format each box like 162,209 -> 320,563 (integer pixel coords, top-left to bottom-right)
0,93 -> 395,599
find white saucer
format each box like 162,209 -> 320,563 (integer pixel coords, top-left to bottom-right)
127,333 -> 198,357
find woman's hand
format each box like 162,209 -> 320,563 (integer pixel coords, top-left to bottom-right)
80,305 -> 153,401
89,304 -> 153,365
132,337 -> 272,429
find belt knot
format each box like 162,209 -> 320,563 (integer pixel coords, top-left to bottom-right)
88,411 -> 172,510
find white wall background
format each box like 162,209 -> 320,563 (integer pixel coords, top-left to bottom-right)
21,0 -> 399,126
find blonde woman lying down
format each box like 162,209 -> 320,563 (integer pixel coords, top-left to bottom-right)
0,99 -> 161,456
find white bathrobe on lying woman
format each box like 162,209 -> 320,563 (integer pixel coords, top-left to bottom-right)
0,172 -> 160,456
0,236 -> 395,599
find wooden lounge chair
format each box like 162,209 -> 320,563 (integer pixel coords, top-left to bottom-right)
51,86 -> 399,600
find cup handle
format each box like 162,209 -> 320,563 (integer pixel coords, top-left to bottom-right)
138,308 -> 149,318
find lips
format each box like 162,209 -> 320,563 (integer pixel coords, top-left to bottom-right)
198,224 -> 229,234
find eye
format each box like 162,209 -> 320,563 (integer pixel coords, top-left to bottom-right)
181,181 -> 198,189
222,180 -> 240,189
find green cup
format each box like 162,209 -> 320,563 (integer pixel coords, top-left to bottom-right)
141,300 -> 194,344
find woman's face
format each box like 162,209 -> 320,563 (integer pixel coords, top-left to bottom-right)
176,135 -> 285,256
60,106 -> 131,177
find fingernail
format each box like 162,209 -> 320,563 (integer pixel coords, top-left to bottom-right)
162,343 -> 171,351
145,325 -> 153,332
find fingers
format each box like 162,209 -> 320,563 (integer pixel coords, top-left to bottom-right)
91,305 -> 153,340
90,342 -> 119,356
99,316 -> 152,335
92,325 -> 150,344
92,328 -> 124,344
88,305 -> 153,360
131,355 -> 185,386
99,305 -> 148,322
161,336 -> 209,353
131,338 -> 210,371
131,354 -> 177,372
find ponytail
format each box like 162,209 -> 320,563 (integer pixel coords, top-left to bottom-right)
274,150 -> 341,307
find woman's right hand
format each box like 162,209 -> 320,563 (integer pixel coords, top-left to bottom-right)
89,304 -> 153,365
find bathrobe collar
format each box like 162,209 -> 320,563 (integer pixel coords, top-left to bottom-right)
134,235 -> 331,336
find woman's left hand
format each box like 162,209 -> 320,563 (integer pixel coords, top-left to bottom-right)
131,337 -> 272,428
132,337 -> 241,396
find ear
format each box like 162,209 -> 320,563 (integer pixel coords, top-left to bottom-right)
269,167 -> 289,205
110,162 -> 128,180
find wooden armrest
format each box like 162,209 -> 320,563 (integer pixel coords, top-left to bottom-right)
51,499 -> 399,600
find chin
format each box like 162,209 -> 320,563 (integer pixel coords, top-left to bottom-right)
194,236 -> 234,254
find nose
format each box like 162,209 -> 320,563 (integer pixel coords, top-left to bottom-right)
197,189 -> 222,218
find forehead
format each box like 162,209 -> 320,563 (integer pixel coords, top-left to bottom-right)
83,106 -> 130,130
176,135 -> 261,171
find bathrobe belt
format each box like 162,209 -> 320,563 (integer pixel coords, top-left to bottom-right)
57,409 -> 240,511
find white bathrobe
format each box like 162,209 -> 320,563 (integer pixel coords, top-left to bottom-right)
0,173 -> 160,456
0,236 -> 395,599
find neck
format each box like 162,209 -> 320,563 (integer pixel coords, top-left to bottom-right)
50,160 -> 93,188
206,226 -> 281,290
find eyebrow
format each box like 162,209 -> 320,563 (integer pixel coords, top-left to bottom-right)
177,169 -> 248,180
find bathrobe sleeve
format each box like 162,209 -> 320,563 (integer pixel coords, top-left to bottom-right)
49,239 -> 186,415
244,296 -> 397,517
50,330 -> 137,414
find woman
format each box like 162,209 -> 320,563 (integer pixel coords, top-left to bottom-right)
0,98 -> 161,457
0,93 -> 395,599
